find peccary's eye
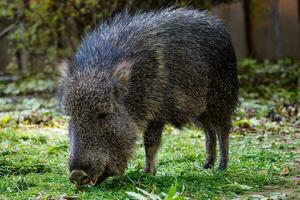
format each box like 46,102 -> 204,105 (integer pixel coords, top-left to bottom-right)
98,113 -> 108,119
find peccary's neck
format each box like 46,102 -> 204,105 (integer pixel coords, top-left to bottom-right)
74,38 -> 130,71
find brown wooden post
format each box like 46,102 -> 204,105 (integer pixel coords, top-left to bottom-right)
279,0 -> 300,60
299,0 -> 300,26
247,0 -> 280,60
274,0 -> 282,58
244,0 -> 252,57
212,1 -> 247,60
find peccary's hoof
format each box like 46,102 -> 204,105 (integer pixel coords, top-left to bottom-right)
217,164 -> 227,171
144,166 -> 157,175
203,164 -> 213,169
203,163 -> 213,169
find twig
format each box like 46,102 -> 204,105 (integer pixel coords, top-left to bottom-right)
0,23 -> 16,39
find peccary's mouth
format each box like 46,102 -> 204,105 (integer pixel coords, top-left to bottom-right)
89,171 -> 109,186
89,176 -> 99,186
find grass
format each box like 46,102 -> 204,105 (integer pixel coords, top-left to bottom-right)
0,127 -> 296,199
0,59 -> 299,199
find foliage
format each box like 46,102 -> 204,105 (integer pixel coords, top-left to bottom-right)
0,78 -> 56,96
239,58 -> 300,103
0,0 -> 233,73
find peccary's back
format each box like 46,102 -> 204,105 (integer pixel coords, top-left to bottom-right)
75,8 -> 238,129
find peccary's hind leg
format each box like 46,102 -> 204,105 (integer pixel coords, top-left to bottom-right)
203,129 -> 217,169
198,113 -> 231,170
197,114 -> 217,169
217,130 -> 229,170
215,118 -> 231,170
143,120 -> 165,175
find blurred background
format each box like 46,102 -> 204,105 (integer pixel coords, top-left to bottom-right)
0,0 -> 299,76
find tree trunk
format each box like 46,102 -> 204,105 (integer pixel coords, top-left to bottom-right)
16,0 -> 30,74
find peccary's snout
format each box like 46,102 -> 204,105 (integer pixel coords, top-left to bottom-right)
69,170 -> 90,186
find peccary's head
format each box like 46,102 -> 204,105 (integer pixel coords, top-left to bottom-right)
57,60 -> 138,186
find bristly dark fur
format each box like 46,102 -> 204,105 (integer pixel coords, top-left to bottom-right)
58,7 -> 239,185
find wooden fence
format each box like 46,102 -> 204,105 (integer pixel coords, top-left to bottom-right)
214,0 -> 300,61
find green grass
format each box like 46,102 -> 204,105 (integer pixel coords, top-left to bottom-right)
0,126 -> 297,199
0,59 -> 299,199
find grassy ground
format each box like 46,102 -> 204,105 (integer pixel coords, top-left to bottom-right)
0,59 -> 299,199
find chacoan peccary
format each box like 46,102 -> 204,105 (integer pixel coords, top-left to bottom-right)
57,7 -> 239,186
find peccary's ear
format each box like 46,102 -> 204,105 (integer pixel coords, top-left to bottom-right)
112,59 -> 134,97
113,59 -> 134,83
58,60 -> 71,78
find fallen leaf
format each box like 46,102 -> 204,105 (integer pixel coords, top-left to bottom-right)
279,167 -> 289,176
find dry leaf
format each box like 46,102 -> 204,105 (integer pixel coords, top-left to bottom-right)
279,167 -> 289,176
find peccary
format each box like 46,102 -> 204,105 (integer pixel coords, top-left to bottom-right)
58,8 -> 238,186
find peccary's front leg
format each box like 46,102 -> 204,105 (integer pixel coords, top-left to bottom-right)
143,120 -> 165,175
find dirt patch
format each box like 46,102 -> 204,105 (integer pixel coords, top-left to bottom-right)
244,184 -> 300,199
